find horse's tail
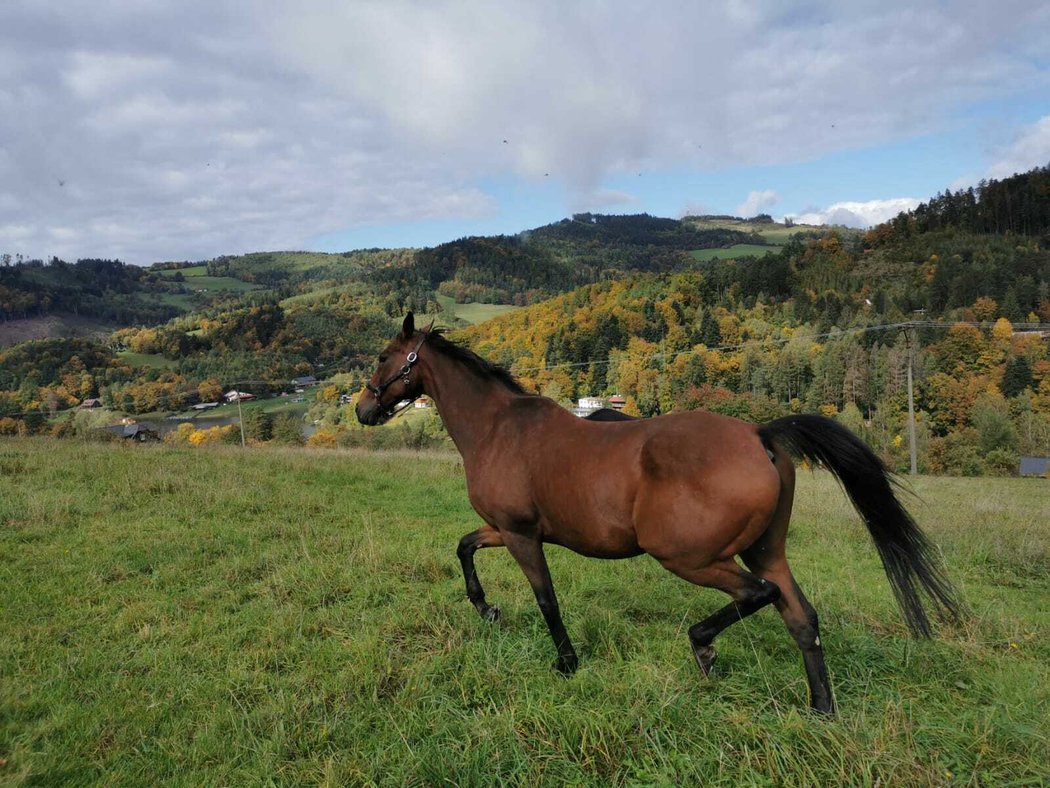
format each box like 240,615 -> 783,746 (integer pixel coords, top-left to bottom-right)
758,414 -> 964,637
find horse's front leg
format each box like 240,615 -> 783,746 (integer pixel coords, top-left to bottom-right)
501,530 -> 578,674
456,524 -> 504,622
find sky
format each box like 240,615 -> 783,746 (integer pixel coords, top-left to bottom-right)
0,1 -> 1047,265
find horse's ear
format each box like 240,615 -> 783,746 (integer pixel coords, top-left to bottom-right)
401,311 -> 415,338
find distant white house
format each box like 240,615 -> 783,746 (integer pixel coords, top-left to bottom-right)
224,390 -> 256,403
572,396 -> 605,417
414,397 -> 430,409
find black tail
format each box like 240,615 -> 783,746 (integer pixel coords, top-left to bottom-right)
759,414 -> 964,637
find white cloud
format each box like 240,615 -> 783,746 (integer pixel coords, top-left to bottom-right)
986,115 -> 1050,179
736,190 -> 779,217
0,1 -> 1046,262
787,198 -> 921,228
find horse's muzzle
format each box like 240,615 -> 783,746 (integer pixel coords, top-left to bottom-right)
355,399 -> 383,426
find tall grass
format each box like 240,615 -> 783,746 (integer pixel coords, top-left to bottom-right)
1,439 -> 1047,785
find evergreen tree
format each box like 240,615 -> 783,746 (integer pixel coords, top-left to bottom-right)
1001,356 -> 1034,397
698,310 -> 722,346
242,408 -> 274,442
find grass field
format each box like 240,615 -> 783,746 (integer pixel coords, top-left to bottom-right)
157,265 -> 262,294
1,439 -> 1047,785
182,391 -> 317,422
683,217 -> 824,244
117,351 -> 178,370
690,244 -> 782,262
435,294 -> 520,326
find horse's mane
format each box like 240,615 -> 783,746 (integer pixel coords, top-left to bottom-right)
426,329 -> 532,395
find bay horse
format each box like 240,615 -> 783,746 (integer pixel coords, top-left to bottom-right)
356,313 -> 963,714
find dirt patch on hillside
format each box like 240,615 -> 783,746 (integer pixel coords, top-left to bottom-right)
0,314 -> 116,348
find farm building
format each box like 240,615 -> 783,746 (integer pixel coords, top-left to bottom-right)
1018,456 -> 1049,477
291,375 -> 318,388
78,398 -> 102,409
224,390 -> 256,403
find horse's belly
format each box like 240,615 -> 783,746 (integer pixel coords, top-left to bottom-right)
540,514 -> 643,559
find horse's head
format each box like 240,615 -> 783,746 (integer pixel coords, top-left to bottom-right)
356,312 -> 430,426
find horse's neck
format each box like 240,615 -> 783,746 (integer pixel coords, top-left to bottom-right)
423,354 -> 516,458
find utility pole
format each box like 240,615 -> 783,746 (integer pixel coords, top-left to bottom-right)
235,391 -> 246,448
905,327 -> 917,475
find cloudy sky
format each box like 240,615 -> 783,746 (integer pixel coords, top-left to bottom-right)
1,1 -> 1047,264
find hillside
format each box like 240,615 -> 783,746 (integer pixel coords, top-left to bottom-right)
1,168 -> 1048,474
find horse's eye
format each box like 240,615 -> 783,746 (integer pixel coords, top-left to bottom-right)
378,354 -> 388,363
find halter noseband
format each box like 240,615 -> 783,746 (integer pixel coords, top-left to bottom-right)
365,330 -> 429,419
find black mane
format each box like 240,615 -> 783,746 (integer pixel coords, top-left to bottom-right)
426,330 -> 531,395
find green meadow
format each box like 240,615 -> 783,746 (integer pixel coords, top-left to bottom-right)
690,244 -> 782,262
1,439 -> 1047,785
436,294 -> 520,326
116,351 -> 178,370
157,265 -> 262,294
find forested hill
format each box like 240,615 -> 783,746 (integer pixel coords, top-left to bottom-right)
0,213 -> 789,332
1,166 -> 1048,474
413,213 -> 772,307
871,165 -> 1049,239
456,168 -> 1050,474
462,167 -> 1050,387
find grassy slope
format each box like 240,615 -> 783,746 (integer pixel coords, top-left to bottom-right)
435,294 -> 520,326
2,440 -> 1047,785
690,244 -> 783,261
117,351 -> 178,370
683,217 -> 824,244
157,265 -> 262,294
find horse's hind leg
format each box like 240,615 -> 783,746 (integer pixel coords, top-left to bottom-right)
741,453 -> 835,714
743,553 -> 835,715
457,524 -> 504,622
662,559 -> 781,676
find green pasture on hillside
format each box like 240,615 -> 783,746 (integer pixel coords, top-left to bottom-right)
436,294 -> 520,325
184,390 -> 318,422
1,439 -> 1047,785
117,351 -> 178,370
683,217 -> 821,244
157,265 -> 209,278
157,265 -> 261,293
690,244 -> 782,261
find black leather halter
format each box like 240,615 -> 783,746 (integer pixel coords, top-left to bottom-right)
365,331 -> 429,419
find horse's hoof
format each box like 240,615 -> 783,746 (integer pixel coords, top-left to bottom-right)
554,654 -> 578,675
693,645 -> 717,677
810,699 -> 836,716
481,605 -> 501,623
